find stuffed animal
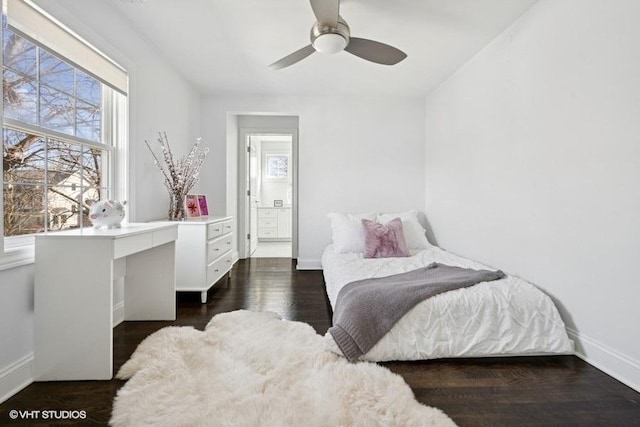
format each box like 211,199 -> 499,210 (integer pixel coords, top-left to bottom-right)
87,200 -> 127,229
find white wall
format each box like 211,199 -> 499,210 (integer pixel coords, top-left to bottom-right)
0,265 -> 34,402
38,0 -> 203,222
1,0 -> 202,402
259,140 -> 292,207
201,94 -> 426,267
424,0 -> 640,391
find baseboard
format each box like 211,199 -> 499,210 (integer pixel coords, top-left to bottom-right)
567,327 -> 640,393
296,258 -> 322,270
113,301 -> 125,327
0,353 -> 33,404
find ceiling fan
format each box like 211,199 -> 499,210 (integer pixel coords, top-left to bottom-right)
269,0 -> 407,70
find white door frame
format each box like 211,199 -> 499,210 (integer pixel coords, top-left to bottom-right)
238,127 -> 299,259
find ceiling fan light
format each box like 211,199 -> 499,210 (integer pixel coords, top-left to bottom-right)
312,33 -> 347,54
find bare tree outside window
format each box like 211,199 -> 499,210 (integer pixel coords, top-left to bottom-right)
3,23 -> 108,237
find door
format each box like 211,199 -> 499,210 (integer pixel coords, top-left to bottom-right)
244,138 -> 260,256
238,125 -> 298,259
248,139 -> 259,255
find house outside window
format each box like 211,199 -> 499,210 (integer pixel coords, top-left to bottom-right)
1,1 -> 128,268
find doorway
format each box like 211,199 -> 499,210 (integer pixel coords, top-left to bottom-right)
238,129 -> 298,259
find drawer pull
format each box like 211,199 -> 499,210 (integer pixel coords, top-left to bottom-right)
215,248 -> 220,251
215,269 -> 219,273
226,242 -> 231,245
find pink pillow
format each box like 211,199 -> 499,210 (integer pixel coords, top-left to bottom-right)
362,218 -> 410,259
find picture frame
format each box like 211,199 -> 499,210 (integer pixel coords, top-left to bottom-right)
185,194 -> 200,218
197,194 -> 209,216
273,199 -> 283,207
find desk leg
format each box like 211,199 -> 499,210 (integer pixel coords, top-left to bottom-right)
124,241 -> 176,321
34,239 -> 114,381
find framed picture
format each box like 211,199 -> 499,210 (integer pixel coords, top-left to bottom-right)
197,194 -> 209,216
273,199 -> 283,207
264,154 -> 289,180
185,194 -> 200,218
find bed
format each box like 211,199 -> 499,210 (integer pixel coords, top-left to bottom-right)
321,211 -> 573,362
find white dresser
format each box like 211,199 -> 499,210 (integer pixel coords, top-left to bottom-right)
174,216 -> 234,303
257,207 -> 291,241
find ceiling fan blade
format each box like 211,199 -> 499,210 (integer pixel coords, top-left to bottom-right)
344,37 -> 407,65
269,45 -> 316,70
309,0 -> 339,27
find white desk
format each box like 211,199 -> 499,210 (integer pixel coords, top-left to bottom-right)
34,223 -> 178,381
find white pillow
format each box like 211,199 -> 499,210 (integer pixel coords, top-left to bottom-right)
376,210 -> 432,249
328,212 -> 377,253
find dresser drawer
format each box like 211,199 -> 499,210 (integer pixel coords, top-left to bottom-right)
258,209 -> 277,219
206,253 -> 233,286
207,234 -> 232,263
258,228 -> 277,238
207,222 -> 224,239
222,219 -> 233,234
258,217 -> 277,228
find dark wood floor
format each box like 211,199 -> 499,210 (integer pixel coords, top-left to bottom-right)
2,258 -> 639,426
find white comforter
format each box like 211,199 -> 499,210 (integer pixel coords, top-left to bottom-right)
322,245 -> 573,362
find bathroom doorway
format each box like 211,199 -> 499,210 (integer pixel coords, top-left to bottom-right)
238,129 -> 297,259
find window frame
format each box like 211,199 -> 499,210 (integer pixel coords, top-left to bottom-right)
3,116 -> 114,237
0,7 -> 127,270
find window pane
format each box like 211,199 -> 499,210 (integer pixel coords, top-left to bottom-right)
82,147 -> 104,188
3,128 -> 46,184
39,85 -> 74,134
266,155 -> 288,178
3,184 -> 45,236
76,100 -> 101,142
47,185 -> 81,231
2,29 -> 37,78
40,50 -> 74,95
2,24 -> 115,239
83,187 -> 106,204
47,139 -> 83,184
3,69 -> 37,124
76,70 -> 101,105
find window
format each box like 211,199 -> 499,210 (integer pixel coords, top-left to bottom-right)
264,154 -> 289,179
3,26 -> 108,237
1,1 -> 128,268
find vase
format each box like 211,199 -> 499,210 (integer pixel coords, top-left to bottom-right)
168,191 -> 186,221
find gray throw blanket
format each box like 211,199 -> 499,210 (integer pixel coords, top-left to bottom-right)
328,263 -> 505,362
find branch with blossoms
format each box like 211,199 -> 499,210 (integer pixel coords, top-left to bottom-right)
145,131 -> 209,201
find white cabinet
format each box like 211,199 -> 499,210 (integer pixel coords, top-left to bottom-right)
257,208 -> 278,239
34,223 -> 178,381
258,207 -> 291,241
277,208 -> 291,238
174,216 -> 234,303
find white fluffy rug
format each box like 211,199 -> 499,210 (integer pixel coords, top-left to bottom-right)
111,310 -> 456,427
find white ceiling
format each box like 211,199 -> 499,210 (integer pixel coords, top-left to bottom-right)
108,0 -> 537,97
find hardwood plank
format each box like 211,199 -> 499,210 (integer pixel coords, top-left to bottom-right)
1,258 -> 638,426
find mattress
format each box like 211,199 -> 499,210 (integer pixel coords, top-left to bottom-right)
321,244 -> 573,362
